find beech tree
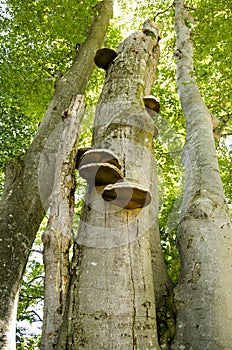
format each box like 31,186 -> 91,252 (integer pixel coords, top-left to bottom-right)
51,19 -> 171,350
0,0 -> 232,349
172,1 -> 232,348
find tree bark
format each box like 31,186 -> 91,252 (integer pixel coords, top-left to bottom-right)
172,1 -> 232,349
0,1 -> 113,348
56,20 -> 170,350
41,95 -> 85,349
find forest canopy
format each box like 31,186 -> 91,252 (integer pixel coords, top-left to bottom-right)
1,0 -> 231,195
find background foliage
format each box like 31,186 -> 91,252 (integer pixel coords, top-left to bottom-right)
0,0 -> 231,347
16,239 -> 43,349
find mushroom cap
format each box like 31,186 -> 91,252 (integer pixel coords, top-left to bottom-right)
143,95 -> 160,113
75,147 -> 92,169
94,48 -> 118,70
102,181 -> 152,209
79,148 -> 121,169
79,163 -> 123,186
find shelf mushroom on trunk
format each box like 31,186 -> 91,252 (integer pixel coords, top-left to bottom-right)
75,147 -> 91,169
79,23 -> 161,211
78,148 -> 152,210
143,95 -> 160,137
102,181 -> 152,210
94,48 -> 118,70
143,95 -> 160,115
78,148 -> 123,186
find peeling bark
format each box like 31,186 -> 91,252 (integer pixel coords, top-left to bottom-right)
41,95 -> 85,349
172,1 -> 232,349
0,1 -> 113,348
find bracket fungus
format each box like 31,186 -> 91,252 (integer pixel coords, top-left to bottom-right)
75,147 -> 92,169
94,48 -> 118,70
79,163 -> 123,187
143,95 -> 160,114
79,148 -> 121,169
78,148 -> 123,186
102,181 -> 152,210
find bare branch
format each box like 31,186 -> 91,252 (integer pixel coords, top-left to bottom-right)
154,2 -> 175,21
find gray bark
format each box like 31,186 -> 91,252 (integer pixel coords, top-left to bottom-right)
0,1 -> 113,348
172,1 -> 232,349
56,21 -> 169,350
41,95 -> 85,349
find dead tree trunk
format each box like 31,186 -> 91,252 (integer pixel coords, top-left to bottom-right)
0,1 -> 113,348
172,1 -> 232,349
56,20 -> 170,350
41,95 -> 85,349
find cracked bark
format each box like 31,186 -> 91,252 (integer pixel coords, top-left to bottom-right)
171,1 -> 232,349
41,95 -> 85,349
55,21 -> 170,350
0,1 -> 113,348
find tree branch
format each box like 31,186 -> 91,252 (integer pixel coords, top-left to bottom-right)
154,2 -> 175,21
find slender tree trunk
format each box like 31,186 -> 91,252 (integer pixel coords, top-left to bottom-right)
56,20 -> 170,350
41,95 -> 85,349
0,1 -> 113,348
172,1 -> 232,349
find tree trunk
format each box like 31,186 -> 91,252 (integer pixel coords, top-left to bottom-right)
172,1 -> 232,349
0,1 -> 113,348
56,20 -> 170,350
41,95 -> 85,349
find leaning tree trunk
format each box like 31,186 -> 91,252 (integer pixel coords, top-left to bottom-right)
171,1 -> 232,349
0,1 -> 113,349
56,20 -> 170,350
